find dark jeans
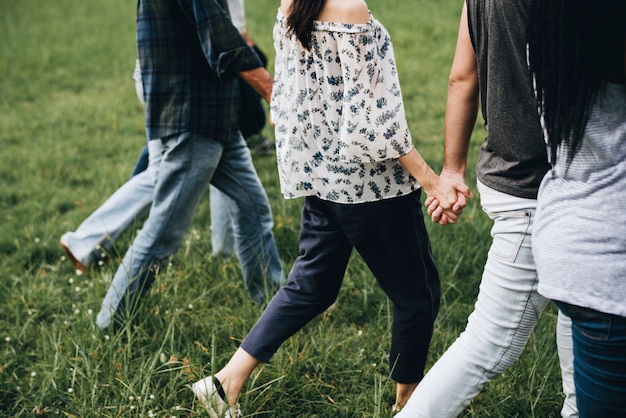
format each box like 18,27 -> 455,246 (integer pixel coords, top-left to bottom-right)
132,143 -> 150,177
556,301 -> 626,417
241,191 -> 440,383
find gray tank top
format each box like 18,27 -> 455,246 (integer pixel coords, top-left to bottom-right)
467,0 -> 550,199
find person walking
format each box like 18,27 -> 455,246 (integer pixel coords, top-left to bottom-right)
191,0 -> 472,416
394,1 -> 577,416
60,0 -> 271,270
528,0 -> 626,415
92,0 -> 285,331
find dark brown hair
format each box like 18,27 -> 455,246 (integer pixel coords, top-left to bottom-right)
286,0 -> 325,50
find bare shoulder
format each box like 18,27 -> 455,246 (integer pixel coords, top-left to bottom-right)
317,0 -> 369,24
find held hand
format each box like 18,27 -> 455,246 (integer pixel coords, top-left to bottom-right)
395,151 -> 472,225
439,168 -> 472,209
426,175 -> 471,213
423,173 -> 472,226
425,197 -> 458,226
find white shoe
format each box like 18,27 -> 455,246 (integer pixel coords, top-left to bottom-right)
192,376 -> 242,418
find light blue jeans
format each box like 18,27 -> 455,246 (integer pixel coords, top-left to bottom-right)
62,142 -> 235,265
63,66 -> 235,265
95,131 -> 284,330
61,140 -> 164,267
210,186 -> 236,257
396,181 -> 576,418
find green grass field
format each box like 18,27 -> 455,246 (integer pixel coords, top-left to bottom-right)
0,0 -> 565,416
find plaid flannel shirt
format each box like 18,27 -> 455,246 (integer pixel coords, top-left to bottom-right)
137,0 -> 264,141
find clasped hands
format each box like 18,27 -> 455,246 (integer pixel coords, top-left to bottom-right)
423,170 -> 472,226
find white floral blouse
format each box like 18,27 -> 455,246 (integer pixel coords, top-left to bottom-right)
270,9 -> 419,204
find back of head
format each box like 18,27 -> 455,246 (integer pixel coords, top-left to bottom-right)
528,0 -> 626,163
285,0 -> 326,50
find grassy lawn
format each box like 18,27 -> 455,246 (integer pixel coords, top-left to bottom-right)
0,0 -> 564,416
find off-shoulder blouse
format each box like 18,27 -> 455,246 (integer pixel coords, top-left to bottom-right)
270,9 -> 418,203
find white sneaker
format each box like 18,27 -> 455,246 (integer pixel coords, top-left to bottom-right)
192,376 -> 242,418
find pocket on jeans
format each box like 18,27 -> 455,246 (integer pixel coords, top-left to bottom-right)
488,210 -> 531,263
562,303 -> 612,341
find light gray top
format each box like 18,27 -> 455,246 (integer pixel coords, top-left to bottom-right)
534,83 -> 626,316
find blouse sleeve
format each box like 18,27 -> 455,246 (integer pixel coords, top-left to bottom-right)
334,25 -> 414,164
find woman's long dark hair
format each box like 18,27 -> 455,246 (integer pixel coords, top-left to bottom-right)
286,0 -> 325,50
527,0 -> 626,164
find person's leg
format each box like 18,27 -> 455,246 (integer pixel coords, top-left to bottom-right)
131,144 -> 150,177
211,347 -> 260,407
210,133 -> 284,303
557,309 -> 578,418
192,347 -> 258,416
330,190 -> 440,409
396,183 -> 550,418
209,185 -> 236,257
96,133 -> 220,330
240,196 -> 353,359
556,302 -> 626,417
61,140 -> 163,270
206,196 -> 353,404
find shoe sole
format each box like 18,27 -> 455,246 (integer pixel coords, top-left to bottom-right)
60,238 -> 88,273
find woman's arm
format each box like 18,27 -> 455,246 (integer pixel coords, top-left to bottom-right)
398,149 -> 471,223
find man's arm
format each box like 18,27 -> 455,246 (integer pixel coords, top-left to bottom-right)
442,1 -> 479,181
238,67 -> 273,103
429,2 -> 479,224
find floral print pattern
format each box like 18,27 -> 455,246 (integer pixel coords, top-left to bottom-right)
271,9 -> 419,203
